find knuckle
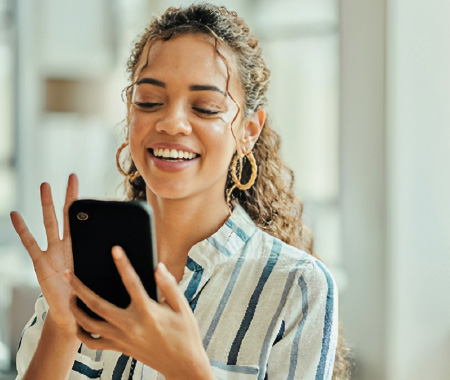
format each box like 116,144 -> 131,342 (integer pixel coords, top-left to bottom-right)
152,315 -> 165,336
43,218 -> 56,230
22,237 -> 37,250
47,237 -> 60,246
129,324 -> 144,339
89,299 -> 104,313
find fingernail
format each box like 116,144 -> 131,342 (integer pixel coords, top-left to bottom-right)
157,262 -> 168,273
157,263 -> 174,281
112,246 -> 124,259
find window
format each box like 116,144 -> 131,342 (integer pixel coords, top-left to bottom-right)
255,0 -> 343,277
0,0 -> 15,223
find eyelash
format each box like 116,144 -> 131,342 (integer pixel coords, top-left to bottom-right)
134,102 -> 163,109
192,107 -> 219,115
134,102 -> 220,115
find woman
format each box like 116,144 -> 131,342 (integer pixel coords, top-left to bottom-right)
11,4 -> 349,380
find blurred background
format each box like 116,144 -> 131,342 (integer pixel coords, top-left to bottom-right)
0,0 -> 449,379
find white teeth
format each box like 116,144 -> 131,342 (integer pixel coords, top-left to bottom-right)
152,148 -> 197,160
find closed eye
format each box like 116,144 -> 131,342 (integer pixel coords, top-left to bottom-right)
134,102 -> 163,109
192,107 -> 220,115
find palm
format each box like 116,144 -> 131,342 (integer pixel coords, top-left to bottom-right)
34,239 -> 74,324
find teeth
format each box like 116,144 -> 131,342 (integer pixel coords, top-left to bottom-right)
163,148 -> 170,158
152,148 -> 197,160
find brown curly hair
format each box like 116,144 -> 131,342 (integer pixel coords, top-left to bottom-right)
118,4 -> 351,378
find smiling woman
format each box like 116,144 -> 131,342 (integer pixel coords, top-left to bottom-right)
11,3 -> 350,380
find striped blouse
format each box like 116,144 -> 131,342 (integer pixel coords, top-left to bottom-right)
16,204 -> 338,380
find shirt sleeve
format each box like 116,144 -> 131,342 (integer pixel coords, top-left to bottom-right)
15,295 -> 47,379
266,259 -> 339,380
15,296 -> 104,380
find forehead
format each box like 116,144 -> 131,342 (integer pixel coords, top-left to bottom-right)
137,33 -> 242,93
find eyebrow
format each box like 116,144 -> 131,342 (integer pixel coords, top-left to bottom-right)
136,77 -> 166,88
189,84 -> 226,96
136,78 -> 226,96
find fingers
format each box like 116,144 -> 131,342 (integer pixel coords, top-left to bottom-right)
10,211 -> 41,261
155,263 -> 186,313
12,175 -> 78,255
40,182 -> 60,244
65,271 -> 120,325
112,246 -> 153,308
68,293 -> 117,347
69,294 -> 105,335
75,329 -> 114,352
70,302 -> 117,351
63,174 -> 79,239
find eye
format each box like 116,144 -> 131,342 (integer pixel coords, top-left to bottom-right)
134,102 -> 163,110
192,106 -> 220,115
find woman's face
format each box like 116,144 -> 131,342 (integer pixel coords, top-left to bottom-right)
128,33 -> 246,203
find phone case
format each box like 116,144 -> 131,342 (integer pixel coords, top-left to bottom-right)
69,199 -> 157,320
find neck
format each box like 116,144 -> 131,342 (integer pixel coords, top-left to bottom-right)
146,188 -> 230,280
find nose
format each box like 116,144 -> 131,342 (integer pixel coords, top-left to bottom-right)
155,103 -> 192,135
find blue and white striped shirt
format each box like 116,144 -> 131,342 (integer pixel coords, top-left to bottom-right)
16,204 -> 338,379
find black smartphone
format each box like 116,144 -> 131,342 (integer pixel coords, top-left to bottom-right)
69,199 -> 158,320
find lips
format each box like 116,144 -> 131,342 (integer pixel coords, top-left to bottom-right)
148,146 -> 199,172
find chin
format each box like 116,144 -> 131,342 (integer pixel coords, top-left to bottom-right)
146,182 -> 192,201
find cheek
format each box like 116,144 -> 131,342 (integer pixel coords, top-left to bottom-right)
203,122 -> 237,154
205,128 -> 238,171
128,111 -> 152,145
128,110 -> 144,133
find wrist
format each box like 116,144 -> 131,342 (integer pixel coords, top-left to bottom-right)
190,361 -> 214,380
165,354 -> 214,380
46,310 -> 79,342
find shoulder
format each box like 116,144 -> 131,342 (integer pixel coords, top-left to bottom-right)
248,227 -> 335,289
229,204 -> 337,297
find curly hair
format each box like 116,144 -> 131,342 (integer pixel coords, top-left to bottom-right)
118,4 -> 351,378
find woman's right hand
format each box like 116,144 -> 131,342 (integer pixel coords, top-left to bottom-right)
11,174 -> 79,334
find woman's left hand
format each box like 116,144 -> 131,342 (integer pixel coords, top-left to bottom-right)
65,246 -> 214,380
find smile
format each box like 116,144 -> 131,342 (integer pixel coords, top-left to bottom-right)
150,148 -> 199,161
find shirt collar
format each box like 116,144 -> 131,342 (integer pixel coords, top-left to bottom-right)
178,203 -> 258,304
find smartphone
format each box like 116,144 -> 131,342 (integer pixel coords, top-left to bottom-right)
69,199 -> 158,320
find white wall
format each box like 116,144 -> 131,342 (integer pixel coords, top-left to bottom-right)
339,1 -> 387,379
386,0 -> 450,379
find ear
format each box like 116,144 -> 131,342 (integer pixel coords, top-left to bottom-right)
239,108 -> 266,154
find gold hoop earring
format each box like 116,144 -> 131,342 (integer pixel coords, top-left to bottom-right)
230,152 -> 257,190
116,141 -> 140,181
226,151 -> 257,207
